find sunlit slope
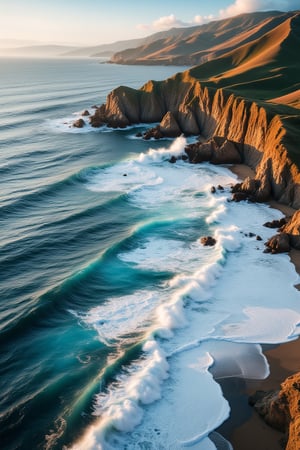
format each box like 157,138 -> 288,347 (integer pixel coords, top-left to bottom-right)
188,12 -> 300,107
111,11 -> 296,66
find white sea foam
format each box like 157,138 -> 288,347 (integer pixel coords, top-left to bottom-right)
87,161 -> 163,194
137,135 -> 187,163
73,137 -> 300,449
47,111 -> 161,135
96,346 -> 230,450
74,291 -> 159,345
86,136 -> 236,216
119,237 -> 213,274
72,340 -> 169,449
46,113 -> 99,134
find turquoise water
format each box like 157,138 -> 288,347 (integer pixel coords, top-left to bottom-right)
0,58 -> 189,449
1,58 -> 299,450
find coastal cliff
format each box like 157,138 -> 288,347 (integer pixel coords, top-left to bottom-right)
90,72 -> 300,210
250,372 -> 300,450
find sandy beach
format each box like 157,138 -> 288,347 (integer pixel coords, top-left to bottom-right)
219,164 -> 300,450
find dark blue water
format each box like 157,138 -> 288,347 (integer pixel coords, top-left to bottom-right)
0,58 -> 191,450
1,57 -> 299,450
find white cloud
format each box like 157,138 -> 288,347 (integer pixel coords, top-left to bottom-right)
192,14 -> 214,25
153,14 -> 188,29
136,14 -> 214,32
220,0 -> 299,18
136,1 -> 298,34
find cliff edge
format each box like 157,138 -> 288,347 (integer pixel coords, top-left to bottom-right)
89,71 -> 300,210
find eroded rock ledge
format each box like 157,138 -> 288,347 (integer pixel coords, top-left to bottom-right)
89,72 -> 300,210
250,372 -> 300,450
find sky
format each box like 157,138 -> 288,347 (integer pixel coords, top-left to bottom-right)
0,0 -> 299,47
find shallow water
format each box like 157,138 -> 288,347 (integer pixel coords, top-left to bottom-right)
0,57 -> 299,450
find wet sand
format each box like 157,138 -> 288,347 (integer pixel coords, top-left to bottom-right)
219,164 -> 300,450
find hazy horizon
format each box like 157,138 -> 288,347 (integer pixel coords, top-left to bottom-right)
0,0 -> 299,49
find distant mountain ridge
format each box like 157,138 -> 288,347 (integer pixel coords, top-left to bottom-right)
110,10 -> 297,65
110,10 -> 300,110
0,44 -> 79,57
2,10 -> 298,70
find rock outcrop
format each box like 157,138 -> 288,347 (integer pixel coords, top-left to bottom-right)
185,136 -> 242,165
73,118 -> 85,128
250,372 -> 300,450
200,236 -> 217,246
89,72 -> 300,209
159,111 -> 182,137
264,233 -> 291,254
263,210 -> 300,253
281,210 -> 300,250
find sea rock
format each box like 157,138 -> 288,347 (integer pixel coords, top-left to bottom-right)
185,136 -> 241,165
81,109 -> 90,116
140,112 -> 182,139
200,236 -> 216,246
89,104 -> 106,127
142,125 -> 163,140
185,141 -> 212,163
263,218 -> 288,229
230,176 -> 271,203
264,233 -> 291,253
211,186 -> 216,193
73,118 -> 85,128
231,192 -> 249,202
250,372 -> 300,450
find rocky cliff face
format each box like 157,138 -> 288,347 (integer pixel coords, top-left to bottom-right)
250,372 -> 300,450
90,72 -> 300,209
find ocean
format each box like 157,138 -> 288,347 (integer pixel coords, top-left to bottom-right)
0,57 -> 299,450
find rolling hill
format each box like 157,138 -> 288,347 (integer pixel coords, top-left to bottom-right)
110,10 -> 300,110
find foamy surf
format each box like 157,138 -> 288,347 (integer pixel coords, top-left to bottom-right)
71,137 -> 300,449
46,111 -> 159,135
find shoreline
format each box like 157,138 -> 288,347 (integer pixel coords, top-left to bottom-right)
219,163 -> 300,450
